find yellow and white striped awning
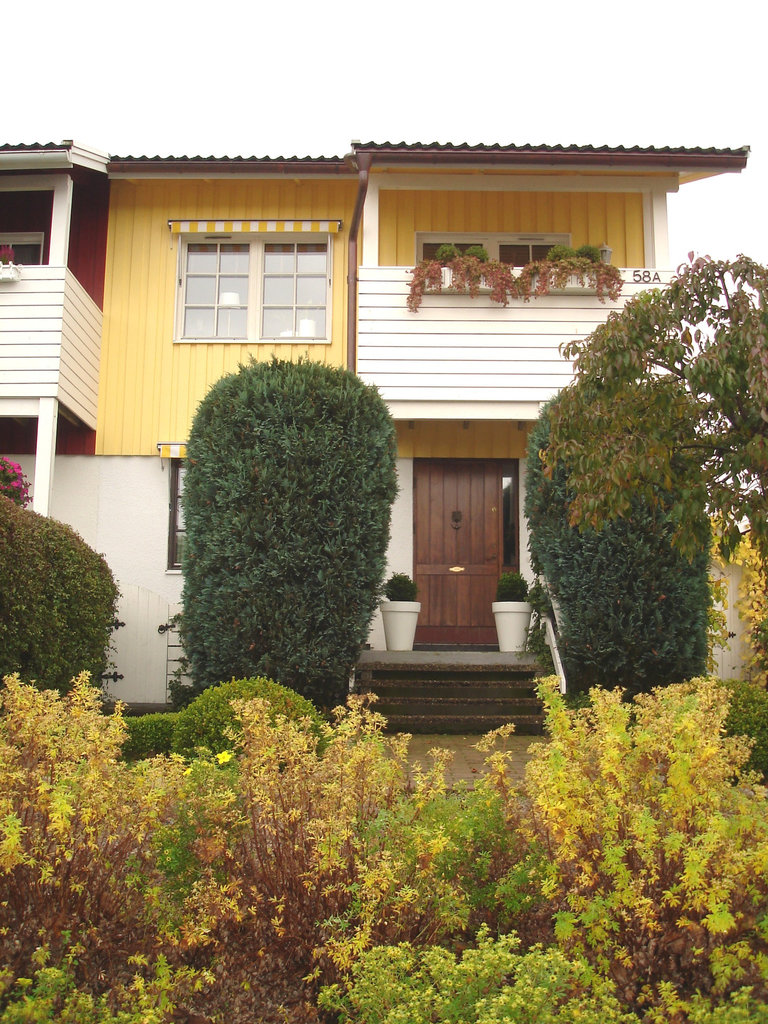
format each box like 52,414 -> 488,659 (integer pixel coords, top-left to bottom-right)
157,443 -> 187,458
168,219 -> 342,235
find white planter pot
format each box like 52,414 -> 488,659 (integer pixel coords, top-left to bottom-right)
380,600 -> 421,651
0,264 -> 21,283
492,601 -> 532,653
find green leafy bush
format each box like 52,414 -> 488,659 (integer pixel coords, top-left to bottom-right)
122,712 -> 178,759
522,676 -> 768,1010
575,243 -> 602,263
181,358 -> 398,708
321,927 -> 635,1024
170,675 -> 324,757
525,405 -> 710,694
0,497 -> 119,693
721,677 -> 768,777
545,243 -> 577,262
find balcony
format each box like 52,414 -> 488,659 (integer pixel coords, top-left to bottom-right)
0,265 -> 102,428
357,267 -> 673,408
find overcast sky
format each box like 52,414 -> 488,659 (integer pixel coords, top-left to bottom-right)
6,0 -> 765,268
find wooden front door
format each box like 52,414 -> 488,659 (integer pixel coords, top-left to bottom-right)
414,459 -> 518,645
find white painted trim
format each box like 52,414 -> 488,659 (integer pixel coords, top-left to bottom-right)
386,400 -> 542,421
0,174 -> 61,193
32,398 -> 58,516
370,171 -> 681,194
362,178 -> 379,267
651,187 -> 670,268
49,178 -> 73,266
0,397 -> 42,416
0,145 -> 108,174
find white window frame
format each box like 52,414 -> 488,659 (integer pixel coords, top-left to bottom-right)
416,232 -> 571,264
0,232 -> 45,265
175,233 -> 333,344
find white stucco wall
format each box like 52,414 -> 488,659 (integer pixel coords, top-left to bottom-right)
368,456 -> 413,650
13,454 -> 183,606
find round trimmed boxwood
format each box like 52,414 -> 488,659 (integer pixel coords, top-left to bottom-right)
171,676 -> 324,757
525,403 -> 710,695
0,495 -> 118,693
181,358 -> 398,708
721,678 -> 768,778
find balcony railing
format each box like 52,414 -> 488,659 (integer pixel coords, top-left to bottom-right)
0,265 -> 102,427
357,267 -> 673,404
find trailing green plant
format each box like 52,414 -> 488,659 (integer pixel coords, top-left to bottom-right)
0,496 -> 119,694
181,358 -> 398,708
495,572 -> 528,602
170,675 -> 324,757
517,254 -> 623,302
462,244 -> 489,262
522,676 -> 768,1011
545,243 -> 578,262
383,572 -> 418,602
320,926 -> 636,1024
576,243 -> 603,263
0,673 -> 187,999
525,403 -> 710,694
122,711 -> 178,759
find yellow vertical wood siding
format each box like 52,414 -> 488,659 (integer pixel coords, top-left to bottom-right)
98,178 -> 357,454
395,421 -> 531,459
377,189 -> 645,267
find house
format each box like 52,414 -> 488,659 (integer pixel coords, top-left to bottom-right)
0,140 -> 750,700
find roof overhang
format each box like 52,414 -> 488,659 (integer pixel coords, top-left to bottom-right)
0,142 -> 109,174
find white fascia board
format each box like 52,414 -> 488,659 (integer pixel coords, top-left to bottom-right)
371,171 -> 681,194
385,400 -> 542,421
0,397 -> 42,416
0,144 -> 108,176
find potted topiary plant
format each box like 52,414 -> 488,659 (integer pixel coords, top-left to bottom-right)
380,572 -> 421,651
492,571 -> 532,653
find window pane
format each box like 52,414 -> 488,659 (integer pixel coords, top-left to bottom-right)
263,276 -> 295,305
216,307 -> 247,337
296,276 -> 326,305
187,244 -> 218,273
499,244 -> 530,267
264,244 -> 295,273
186,277 -> 217,304
218,277 -> 248,304
262,307 -> 294,337
184,307 -> 215,337
296,308 -> 325,337
297,244 -> 327,273
219,244 -> 250,273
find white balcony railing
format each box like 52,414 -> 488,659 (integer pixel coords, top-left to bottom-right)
0,265 -> 102,428
357,267 -> 673,405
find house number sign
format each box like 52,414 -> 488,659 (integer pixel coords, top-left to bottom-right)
632,270 -> 662,283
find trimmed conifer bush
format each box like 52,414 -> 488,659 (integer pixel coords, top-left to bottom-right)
181,358 -> 398,707
0,496 -> 119,693
524,405 -> 710,694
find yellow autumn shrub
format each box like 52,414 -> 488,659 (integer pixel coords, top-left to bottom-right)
522,677 -> 768,1013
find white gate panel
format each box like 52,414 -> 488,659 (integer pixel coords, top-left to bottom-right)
108,584 -> 171,704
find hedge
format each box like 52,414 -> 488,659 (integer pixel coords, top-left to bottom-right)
181,358 -> 398,708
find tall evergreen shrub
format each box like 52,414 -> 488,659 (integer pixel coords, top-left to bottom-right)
0,496 -> 119,693
524,405 -> 709,694
181,358 -> 398,707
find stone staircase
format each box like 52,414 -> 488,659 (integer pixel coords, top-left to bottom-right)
354,649 -> 545,734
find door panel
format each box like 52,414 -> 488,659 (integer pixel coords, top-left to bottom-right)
414,459 -> 512,644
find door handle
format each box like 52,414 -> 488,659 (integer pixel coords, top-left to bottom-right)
449,566 -> 465,573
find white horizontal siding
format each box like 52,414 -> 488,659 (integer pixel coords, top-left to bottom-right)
0,266 -> 102,426
357,267 -> 673,405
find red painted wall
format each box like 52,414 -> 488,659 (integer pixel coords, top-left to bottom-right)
68,172 -> 109,307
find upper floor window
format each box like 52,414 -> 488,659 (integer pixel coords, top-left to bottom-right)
418,233 -> 570,267
0,232 -> 44,265
178,235 -> 330,343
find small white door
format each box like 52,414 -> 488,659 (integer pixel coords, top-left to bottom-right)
107,584 -> 173,704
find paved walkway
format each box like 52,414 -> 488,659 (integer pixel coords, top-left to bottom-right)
402,732 -> 547,788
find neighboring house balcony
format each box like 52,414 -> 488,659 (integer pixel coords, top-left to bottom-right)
0,264 -> 102,428
356,266 -> 674,414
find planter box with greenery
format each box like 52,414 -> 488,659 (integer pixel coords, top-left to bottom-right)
407,243 -> 622,312
492,572 -> 532,653
380,572 -> 421,651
